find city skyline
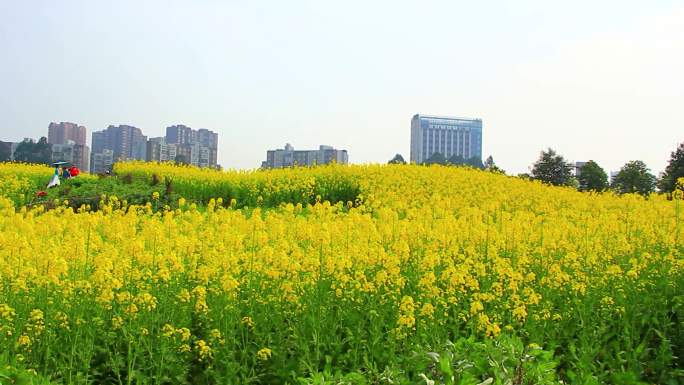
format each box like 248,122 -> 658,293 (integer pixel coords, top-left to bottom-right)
0,121 -> 222,172
1,1 -> 683,175
0,110 -> 680,174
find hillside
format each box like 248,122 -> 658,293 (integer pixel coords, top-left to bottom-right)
0,162 -> 682,384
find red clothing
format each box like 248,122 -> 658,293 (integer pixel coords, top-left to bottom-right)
68,167 -> 80,177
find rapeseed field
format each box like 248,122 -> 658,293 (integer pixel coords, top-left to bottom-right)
0,162 -> 682,384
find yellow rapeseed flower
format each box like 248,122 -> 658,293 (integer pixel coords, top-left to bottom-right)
256,347 -> 272,361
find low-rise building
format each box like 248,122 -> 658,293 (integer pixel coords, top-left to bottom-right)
0,141 -> 19,161
262,143 -> 348,168
51,141 -> 90,172
91,149 -> 114,174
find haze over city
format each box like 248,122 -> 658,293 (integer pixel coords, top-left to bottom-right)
1,0 -> 682,174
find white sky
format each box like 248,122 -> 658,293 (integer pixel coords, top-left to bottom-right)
1,0 -> 682,175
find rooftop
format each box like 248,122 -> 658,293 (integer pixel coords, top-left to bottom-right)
413,114 -> 482,122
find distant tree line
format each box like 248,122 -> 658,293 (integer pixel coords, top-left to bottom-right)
525,143 -> 684,197
1,137 -> 53,164
522,148 -> 662,197
388,152 -> 489,169
389,141 -> 684,197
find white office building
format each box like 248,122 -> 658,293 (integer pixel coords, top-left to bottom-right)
410,114 -> 483,164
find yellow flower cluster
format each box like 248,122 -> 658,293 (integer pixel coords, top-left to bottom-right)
256,347 -> 272,361
195,339 -> 212,361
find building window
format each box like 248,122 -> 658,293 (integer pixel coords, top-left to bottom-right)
449,131 -> 454,157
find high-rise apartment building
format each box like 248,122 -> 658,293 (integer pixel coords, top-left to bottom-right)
146,137 -> 179,163
90,125 -> 147,173
165,125 -> 218,168
196,128 -> 218,167
262,143 -> 349,168
166,125 -> 194,146
48,122 -> 87,146
196,128 -> 218,148
47,122 -> 90,171
410,114 -> 482,164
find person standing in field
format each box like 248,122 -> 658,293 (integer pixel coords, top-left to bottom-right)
47,166 -> 60,188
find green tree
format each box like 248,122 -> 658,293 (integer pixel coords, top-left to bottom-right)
388,154 -> 406,164
425,152 -> 447,165
483,155 -> 505,174
466,156 -> 484,169
447,154 -> 465,165
611,160 -> 656,196
530,148 -> 573,186
484,155 -> 495,168
657,142 -> 684,193
35,137 -> 52,164
12,139 -> 35,163
13,137 -> 52,165
578,160 -> 608,192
